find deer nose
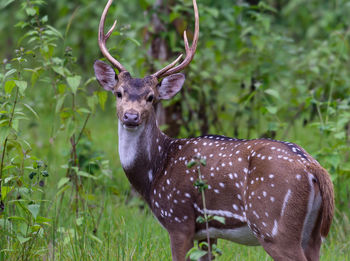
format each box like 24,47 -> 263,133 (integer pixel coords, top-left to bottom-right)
123,112 -> 140,126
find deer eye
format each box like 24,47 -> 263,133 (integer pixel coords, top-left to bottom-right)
116,91 -> 122,98
147,94 -> 154,102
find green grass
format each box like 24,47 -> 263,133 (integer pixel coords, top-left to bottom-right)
1,110 -> 349,261
42,202 -> 350,260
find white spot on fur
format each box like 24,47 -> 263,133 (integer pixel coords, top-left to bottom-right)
148,170 -> 153,182
281,189 -> 292,216
194,203 -> 246,222
272,220 -> 278,236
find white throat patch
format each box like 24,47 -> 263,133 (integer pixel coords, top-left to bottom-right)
118,120 -> 144,169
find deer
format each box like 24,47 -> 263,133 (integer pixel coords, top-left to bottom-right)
93,0 -> 334,260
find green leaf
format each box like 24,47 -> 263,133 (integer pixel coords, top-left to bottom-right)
194,180 -> 208,191
205,7 -> 219,18
4,68 -> 16,78
76,217 -> 84,226
46,25 -> 63,39
55,94 -> 66,113
77,171 -> 97,180
126,37 -> 141,46
66,75 -> 81,94
14,80 -> 27,95
25,7 -> 36,16
4,80 -> 16,94
77,108 -> 91,114
89,233 -> 103,244
27,204 -> 40,219
196,216 -> 206,224
0,0 -> 15,10
0,126 -> 11,145
23,103 -> 39,119
187,160 -> 197,168
258,2 -> 277,13
87,95 -> 98,112
0,218 -> 12,229
8,216 -> 27,222
56,184 -> 70,197
57,177 -> 70,189
264,89 -> 280,99
212,216 -> 225,224
198,242 -> 208,249
52,66 -> 66,77
17,235 -> 31,244
36,216 -> 52,225
266,106 -> 278,114
97,91 -> 107,110
188,249 -> 207,260
1,186 -> 13,200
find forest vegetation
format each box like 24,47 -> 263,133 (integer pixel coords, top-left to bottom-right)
0,0 -> 349,260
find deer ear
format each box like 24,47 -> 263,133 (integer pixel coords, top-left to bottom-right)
94,60 -> 117,91
158,73 -> 185,100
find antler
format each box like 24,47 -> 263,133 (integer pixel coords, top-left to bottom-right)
152,0 -> 199,78
98,0 -> 126,72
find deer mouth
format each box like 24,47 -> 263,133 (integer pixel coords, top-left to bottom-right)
122,121 -> 141,131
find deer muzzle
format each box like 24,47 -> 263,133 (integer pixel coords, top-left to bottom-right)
122,111 -> 141,129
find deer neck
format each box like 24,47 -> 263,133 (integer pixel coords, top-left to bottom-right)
118,115 -> 171,203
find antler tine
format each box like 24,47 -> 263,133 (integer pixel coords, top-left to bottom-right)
151,54 -> 183,78
98,0 -> 126,72
152,0 -> 199,79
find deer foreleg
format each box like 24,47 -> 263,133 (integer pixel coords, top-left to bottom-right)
169,231 -> 194,261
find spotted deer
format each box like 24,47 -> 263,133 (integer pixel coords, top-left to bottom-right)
93,0 -> 334,260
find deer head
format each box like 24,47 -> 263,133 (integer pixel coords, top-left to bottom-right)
94,0 -> 198,132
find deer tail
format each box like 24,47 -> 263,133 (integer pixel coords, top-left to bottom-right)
308,164 -> 335,237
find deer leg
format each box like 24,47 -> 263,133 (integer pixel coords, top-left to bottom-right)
169,231 -> 194,261
303,211 -> 322,261
260,240 -> 307,261
198,238 -> 217,261
304,237 -> 321,261
256,208 -> 308,261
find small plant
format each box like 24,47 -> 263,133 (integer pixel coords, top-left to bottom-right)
0,43 -> 51,260
186,155 -> 224,261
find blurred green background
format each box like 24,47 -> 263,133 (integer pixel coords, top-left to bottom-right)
0,0 -> 349,260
